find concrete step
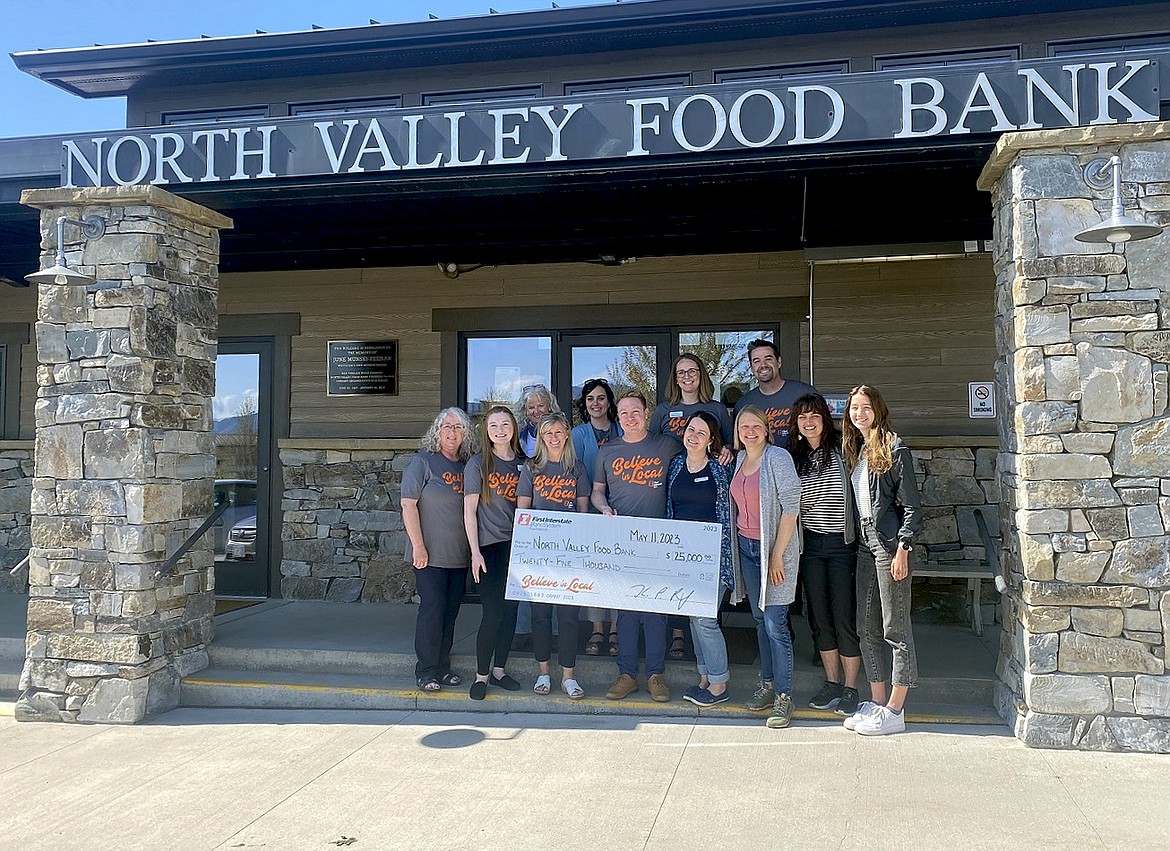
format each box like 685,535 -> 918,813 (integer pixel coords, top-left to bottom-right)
0,657 -> 22,693
180,667 -> 1002,726
204,644 -> 995,708
0,636 -> 24,660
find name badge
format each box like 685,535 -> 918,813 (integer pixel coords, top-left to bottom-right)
694,476 -> 709,482
670,410 -> 684,418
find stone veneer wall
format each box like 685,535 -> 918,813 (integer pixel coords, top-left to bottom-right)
980,126 -> 1170,752
913,445 -> 999,565
278,441 -> 416,602
0,443 -> 33,593
17,186 -> 231,724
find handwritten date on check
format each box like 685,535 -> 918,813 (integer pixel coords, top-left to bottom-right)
506,509 -> 722,618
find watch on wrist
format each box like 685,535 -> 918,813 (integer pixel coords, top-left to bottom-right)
899,541 -> 913,552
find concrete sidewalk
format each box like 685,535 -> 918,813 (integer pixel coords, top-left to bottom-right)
1,706 -> 1167,850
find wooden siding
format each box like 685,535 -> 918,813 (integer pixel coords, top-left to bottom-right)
0,250 -> 995,440
218,250 -> 995,439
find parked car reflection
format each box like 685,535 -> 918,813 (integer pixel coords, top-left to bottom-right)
226,514 -> 258,561
213,479 -> 257,557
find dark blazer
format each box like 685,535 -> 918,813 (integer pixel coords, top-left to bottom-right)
862,438 -> 922,553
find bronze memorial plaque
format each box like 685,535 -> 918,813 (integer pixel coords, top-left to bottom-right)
327,340 -> 398,396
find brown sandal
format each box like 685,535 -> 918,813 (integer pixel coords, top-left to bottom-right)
585,631 -> 605,656
608,631 -> 619,656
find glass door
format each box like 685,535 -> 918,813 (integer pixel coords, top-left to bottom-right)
212,338 -> 273,597
556,332 -> 672,422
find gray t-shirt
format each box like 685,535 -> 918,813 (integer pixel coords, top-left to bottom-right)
518,459 -> 590,512
464,452 -> 526,546
594,433 -> 682,519
400,451 -> 470,569
734,379 -> 818,449
650,400 -> 734,445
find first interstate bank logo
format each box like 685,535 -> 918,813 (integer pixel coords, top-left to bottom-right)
516,512 -> 572,527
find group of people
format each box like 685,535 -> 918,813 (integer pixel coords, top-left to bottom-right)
401,338 -> 922,735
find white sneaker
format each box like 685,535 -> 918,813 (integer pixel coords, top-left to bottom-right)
842,700 -> 881,731
855,706 -> 907,736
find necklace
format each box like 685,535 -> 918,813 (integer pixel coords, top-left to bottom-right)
685,456 -> 709,474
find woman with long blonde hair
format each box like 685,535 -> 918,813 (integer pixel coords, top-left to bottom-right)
839,385 -> 922,736
517,412 -> 591,698
463,405 -> 527,700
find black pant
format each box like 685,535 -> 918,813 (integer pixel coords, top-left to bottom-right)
414,565 -> 467,680
533,603 -> 580,669
801,530 -> 861,657
474,540 -> 518,675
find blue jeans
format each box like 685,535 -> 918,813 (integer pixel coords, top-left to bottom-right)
689,615 -> 730,685
739,535 -> 794,697
616,610 -> 668,678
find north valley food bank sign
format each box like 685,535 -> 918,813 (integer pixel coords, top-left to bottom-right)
61,56 -> 1160,187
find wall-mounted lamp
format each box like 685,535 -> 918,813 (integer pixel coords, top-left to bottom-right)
25,215 -> 106,286
1074,156 -> 1164,244
437,262 -> 484,280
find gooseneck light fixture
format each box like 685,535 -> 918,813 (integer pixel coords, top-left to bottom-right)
1074,156 -> 1164,244
25,215 -> 107,286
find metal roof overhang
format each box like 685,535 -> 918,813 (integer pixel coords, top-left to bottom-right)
0,137 -> 992,284
13,0 -> 1162,98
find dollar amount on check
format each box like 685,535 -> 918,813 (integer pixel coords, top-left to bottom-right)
506,509 -> 721,618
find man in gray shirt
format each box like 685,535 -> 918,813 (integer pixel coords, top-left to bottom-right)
733,338 -> 817,450
592,393 -> 682,703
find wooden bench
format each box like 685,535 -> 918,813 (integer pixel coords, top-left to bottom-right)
914,560 -> 997,636
916,509 -> 1004,636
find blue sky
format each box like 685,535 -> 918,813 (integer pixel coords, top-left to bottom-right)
1,0 -> 608,138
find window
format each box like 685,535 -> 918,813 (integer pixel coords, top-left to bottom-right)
678,329 -> 775,403
0,344 -> 6,437
714,62 -> 849,84
290,96 -> 403,116
874,47 -> 1020,72
1048,34 -> 1170,57
162,106 -> 270,125
0,324 -> 28,439
460,327 -> 781,417
563,74 -> 691,96
464,335 -> 553,415
421,86 -> 544,107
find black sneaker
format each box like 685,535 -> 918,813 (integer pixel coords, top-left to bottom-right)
808,680 -> 844,711
683,687 -> 730,708
835,686 -> 860,716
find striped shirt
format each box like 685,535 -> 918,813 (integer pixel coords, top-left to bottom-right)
800,451 -> 847,534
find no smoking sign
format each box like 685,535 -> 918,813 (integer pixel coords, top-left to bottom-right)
969,382 -> 995,419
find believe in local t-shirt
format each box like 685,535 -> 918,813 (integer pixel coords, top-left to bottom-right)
400,451 -> 470,569
518,459 -> 590,512
594,433 -> 682,519
464,452 -> 526,545
649,400 -> 734,446
734,379 -> 818,449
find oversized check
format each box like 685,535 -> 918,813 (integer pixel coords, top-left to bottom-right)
506,509 -> 722,618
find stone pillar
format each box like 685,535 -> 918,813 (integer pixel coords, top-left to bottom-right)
16,186 -> 232,724
979,125 -> 1170,752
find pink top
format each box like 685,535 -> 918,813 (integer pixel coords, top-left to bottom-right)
732,467 -> 761,540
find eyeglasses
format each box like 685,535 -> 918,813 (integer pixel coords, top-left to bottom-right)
675,368 -> 700,378
440,423 -> 467,432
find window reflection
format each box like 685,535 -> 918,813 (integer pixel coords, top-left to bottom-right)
466,336 -> 552,415
678,329 -> 775,403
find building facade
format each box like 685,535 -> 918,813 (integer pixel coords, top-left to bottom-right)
1,0 -> 1169,746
